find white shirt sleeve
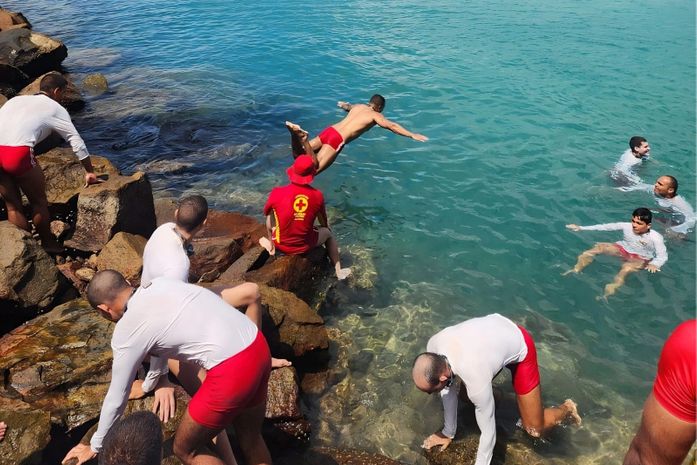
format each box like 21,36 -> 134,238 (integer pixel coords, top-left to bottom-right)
89,345 -> 147,452
440,381 -> 460,438
50,104 -> 90,160
649,233 -> 668,268
667,197 -> 696,234
616,183 -> 652,193
579,222 -> 626,232
469,384 -> 497,465
141,356 -> 169,393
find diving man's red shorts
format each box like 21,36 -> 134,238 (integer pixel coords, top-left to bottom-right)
653,320 -> 696,423
318,126 -> 345,153
507,325 -> 541,395
188,331 -> 271,429
0,145 -> 35,176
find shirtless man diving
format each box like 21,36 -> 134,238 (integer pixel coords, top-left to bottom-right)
287,94 -> 428,174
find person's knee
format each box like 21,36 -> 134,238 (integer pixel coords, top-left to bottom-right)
172,434 -> 194,463
244,282 -> 260,301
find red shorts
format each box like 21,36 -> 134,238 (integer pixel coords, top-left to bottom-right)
507,325 -> 541,395
188,331 -> 271,429
653,320 -> 696,423
614,243 -> 647,262
273,226 -> 319,255
318,126 -> 345,153
0,145 -> 35,176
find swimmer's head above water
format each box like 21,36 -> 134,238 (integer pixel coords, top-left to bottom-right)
653,175 -> 678,199
629,136 -> 650,157
631,207 -> 652,234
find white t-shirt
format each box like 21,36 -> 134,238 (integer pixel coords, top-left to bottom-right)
140,222 -> 190,287
616,183 -> 696,234
90,278 -> 258,452
579,222 -> 668,267
611,149 -> 647,184
0,94 -> 89,159
426,314 -> 527,465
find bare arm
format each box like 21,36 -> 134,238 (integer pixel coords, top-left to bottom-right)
374,113 -> 428,142
337,101 -> 353,112
318,204 -> 329,229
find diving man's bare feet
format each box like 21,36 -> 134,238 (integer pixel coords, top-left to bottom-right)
285,121 -> 308,139
272,358 -> 292,368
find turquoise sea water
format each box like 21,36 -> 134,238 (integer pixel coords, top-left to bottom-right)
7,1 -> 695,462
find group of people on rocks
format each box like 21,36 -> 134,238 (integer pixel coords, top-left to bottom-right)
0,73 -> 694,465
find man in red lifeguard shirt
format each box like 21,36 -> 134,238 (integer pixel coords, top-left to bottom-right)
623,319 -> 696,465
260,125 -> 351,280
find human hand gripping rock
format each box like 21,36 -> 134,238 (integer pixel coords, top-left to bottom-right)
62,443 -> 96,465
84,172 -> 105,188
421,432 -> 452,452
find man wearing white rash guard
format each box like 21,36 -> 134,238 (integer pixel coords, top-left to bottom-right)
62,271 -> 272,465
618,175 -> 696,236
611,136 -> 650,185
0,72 -> 103,252
565,207 -> 668,298
142,194 -> 289,369
412,314 -> 581,465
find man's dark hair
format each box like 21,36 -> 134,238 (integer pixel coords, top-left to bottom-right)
39,72 -> 68,93
99,411 -> 163,465
87,270 -> 130,308
176,195 -> 208,232
628,136 -> 647,152
413,352 -> 447,386
664,175 -> 678,193
632,207 -> 652,224
369,94 -> 386,110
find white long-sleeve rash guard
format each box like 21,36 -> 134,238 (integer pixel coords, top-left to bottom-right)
426,314 -> 527,465
89,278 -> 258,453
578,222 -> 668,268
140,222 -> 190,287
0,94 -> 90,159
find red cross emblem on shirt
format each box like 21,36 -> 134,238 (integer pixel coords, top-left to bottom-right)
293,195 -> 309,214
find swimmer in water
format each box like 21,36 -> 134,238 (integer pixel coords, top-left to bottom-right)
564,207 -> 667,299
611,136 -> 650,185
287,94 -> 428,174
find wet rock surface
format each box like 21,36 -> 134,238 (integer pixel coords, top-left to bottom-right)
0,221 -> 66,312
0,397 -> 51,465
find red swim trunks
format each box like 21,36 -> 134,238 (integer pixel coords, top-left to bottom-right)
614,243 -> 647,262
318,126 -> 345,153
188,331 -> 271,429
0,145 -> 35,176
653,320 -> 696,423
507,325 -> 541,395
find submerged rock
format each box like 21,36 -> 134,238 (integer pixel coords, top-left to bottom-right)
275,447 -> 406,465
0,221 -> 66,313
0,397 -> 51,465
0,29 -> 67,79
82,72 -> 108,95
266,367 -> 302,420
65,171 -> 156,252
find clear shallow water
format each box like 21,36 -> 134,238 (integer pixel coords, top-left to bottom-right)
7,0 -> 695,462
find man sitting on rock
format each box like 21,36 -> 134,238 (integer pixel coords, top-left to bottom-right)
413,314 -> 581,465
260,124 -> 351,280
141,194 -> 290,371
62,271 -> 272,465
0,72 -> 103,253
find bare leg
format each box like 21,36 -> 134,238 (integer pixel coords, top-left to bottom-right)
168,360 -> 237,465
173,410 -> 234,465
317,227 -> 351,280
220,284 -> 290,368
315,144 -> 339,174
604,260 -> 645,298
258,237 -> 275,255
0,172 -> 30,231
232,402 -> 271,465
516,385 -> 581,438
286,121 -> 308,158
563,242 -> 619,275
14,166 -> 63,252
0,421 -> 6,441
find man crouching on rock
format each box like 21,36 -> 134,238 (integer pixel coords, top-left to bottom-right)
412,313 -> 581,465
62,270 -> 272,465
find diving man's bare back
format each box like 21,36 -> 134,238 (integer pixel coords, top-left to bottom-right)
289,94 -> 428,174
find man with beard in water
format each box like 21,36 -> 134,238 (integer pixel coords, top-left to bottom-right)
412,313 -> 581,465
623,320 -> 696,465
287,94 -> 428,174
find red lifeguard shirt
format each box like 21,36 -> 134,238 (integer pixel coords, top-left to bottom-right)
263,183 -> 326,255
653,319 -> 696,423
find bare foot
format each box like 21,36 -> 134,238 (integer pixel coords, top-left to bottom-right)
0,421 -> 6,441
336,267 -> 352,280
259,237 -> 275,255
561,268 -> 579,276
603,283 -> 618,299
285,121 -> 308,138
563,399 -> 582,426
272,357 -> 292,368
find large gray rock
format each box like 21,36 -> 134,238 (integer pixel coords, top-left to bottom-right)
64,171 -> 156,252
0,221 -> 65,312
38,147 -> 119,205
0,298 -> 113,429
0,397 -> 51,465
96,232 -> 147,283
0,29 -> 67,79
